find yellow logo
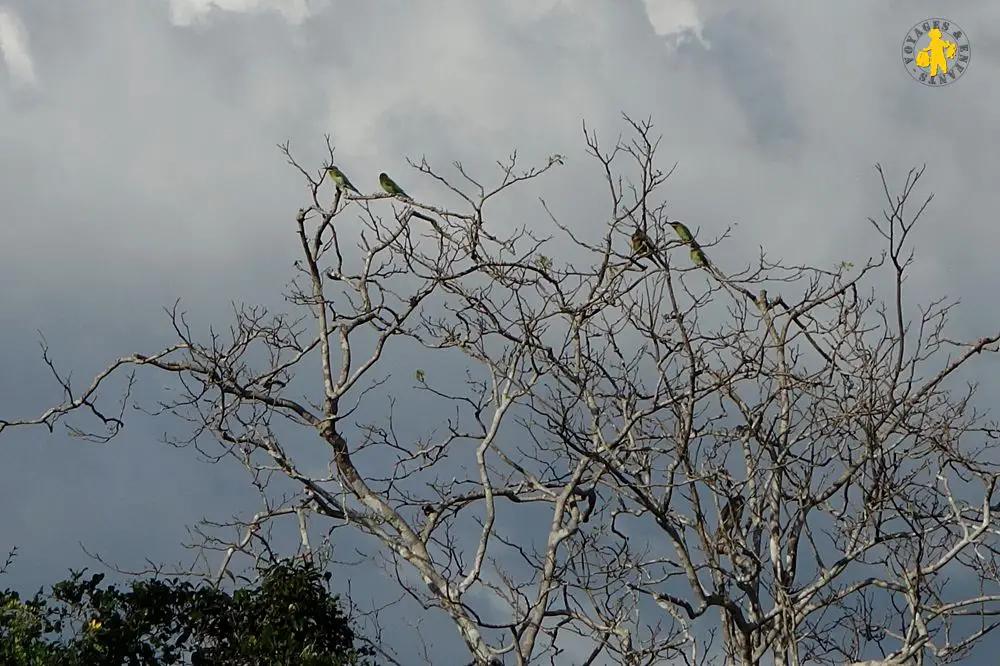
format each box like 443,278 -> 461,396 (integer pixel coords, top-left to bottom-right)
902,18 -> 970,86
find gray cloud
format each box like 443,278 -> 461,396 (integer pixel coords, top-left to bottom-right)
1,0 -> 998,662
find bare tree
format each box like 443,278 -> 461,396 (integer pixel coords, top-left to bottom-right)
4,117 -> 1000,666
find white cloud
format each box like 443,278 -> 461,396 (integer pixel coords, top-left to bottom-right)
641,0 -> 709,46
168,0 -> 326,25
0,5 -> 36,86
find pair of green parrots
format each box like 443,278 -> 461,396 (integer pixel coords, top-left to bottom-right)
325,165 -> 409,199
631,221 -> 708,268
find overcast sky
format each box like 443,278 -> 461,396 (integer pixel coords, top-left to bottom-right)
1,0 -> 999,663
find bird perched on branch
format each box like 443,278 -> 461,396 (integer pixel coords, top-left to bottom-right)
716,493 -> 745,554
631,229 -> 655,257
379,172 -> 412,201
631,229 -> 665,268
669,220 -> 711,269
690,243 -> 710,269
326,165 -> 359,194
669,220 -> 694,243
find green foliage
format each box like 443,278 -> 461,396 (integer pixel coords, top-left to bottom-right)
0,560 -> 375,666
1,594 -> 56,666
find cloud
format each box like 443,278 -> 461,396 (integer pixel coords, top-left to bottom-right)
0,5 -> 36,86
168,0 -> 325,25
1,0 -> 999,663
641,0 -> 709,46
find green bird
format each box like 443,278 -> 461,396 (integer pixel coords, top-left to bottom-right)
379,172 -> 411,200
326,165 -> 359,194
669,221 -> 694,243
690,244 -> 709,268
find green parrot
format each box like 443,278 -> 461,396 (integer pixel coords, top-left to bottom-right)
326,165 -> 359,194
669,221 -> 694,243
379,172 -> 411,199
690,244 -> 709,268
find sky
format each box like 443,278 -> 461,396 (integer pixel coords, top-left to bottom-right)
1,0 -> 999,664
